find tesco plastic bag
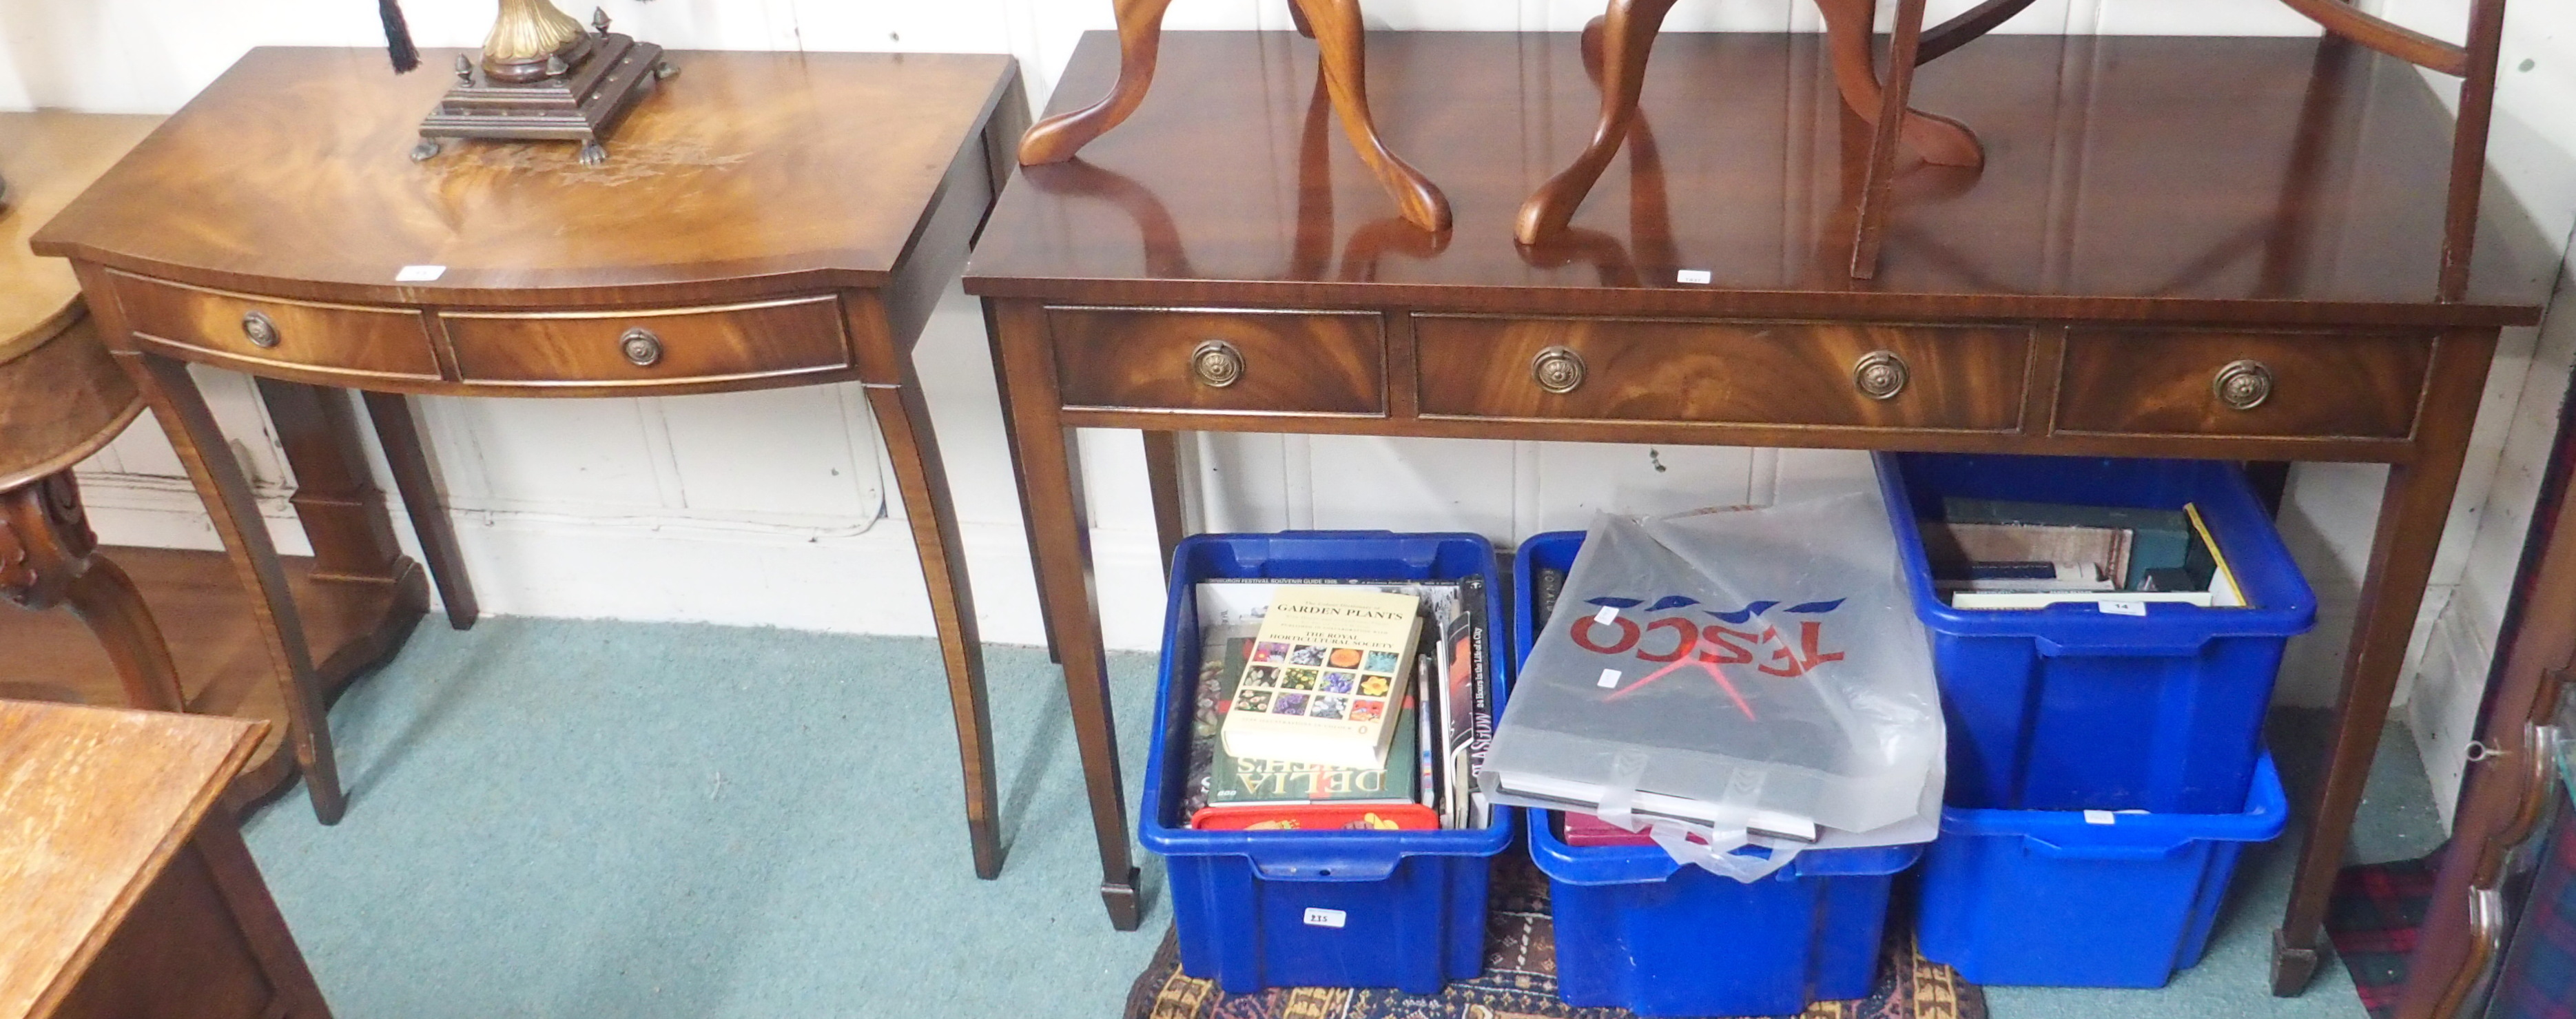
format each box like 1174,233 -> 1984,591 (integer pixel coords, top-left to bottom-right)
1481,491 -> 1943,876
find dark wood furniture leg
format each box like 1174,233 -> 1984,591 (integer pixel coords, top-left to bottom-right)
1850,0 -> 1932,278
865,371 -> 1004,880
125,353 -> 346,824
1292,0 -> 1451,233
1021,0 -> 1447,233
360,391 -> 480,628
1142,430 -> 1188,578
1017,0 -> 1181,165
0,473 -> 186,712
2272,330 -> 2497,994
1514,0 -> 1681,245
990,298 -> 1141,929
984,299 -> 1063,666
252,380 -> 404,585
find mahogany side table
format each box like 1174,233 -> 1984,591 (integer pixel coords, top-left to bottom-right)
0,701 -> 331,1019
33,50 -> 1031,879
0,114 -> 178,717
965,28 -> 2556,961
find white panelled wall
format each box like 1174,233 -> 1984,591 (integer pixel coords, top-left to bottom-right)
7,0 -> 2575,820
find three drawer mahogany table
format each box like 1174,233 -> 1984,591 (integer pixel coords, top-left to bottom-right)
962,28 -> 2556,993
0,701 -> 331,1019
32,49 -> 1033,878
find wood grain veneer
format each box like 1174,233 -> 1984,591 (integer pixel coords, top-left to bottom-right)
1415,316 -> 2028,431
109,273 -> 441,384
1049,307 -> 1385,415
440,296 -> 849,389
2054,329 -> 2434,440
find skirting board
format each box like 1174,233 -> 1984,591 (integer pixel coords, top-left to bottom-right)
70,470 -> 1173,652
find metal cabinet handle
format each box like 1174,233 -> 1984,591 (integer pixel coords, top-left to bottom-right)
1853,349 -> 1908,400
1532,345 -> 1586,394
1191,339 -> 1243,388
241,310 -> 280,349
620,328 -> 663,368
2214,360 -> 2273,411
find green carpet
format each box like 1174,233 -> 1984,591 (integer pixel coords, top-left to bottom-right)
240,619 -> 2431,1018
242,617 -> 1168,1018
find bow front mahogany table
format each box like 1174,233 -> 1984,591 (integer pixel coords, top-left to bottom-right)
962,29 -> 2556,987
32,49 -> 1032,879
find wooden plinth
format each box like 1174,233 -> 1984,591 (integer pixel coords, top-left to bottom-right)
0,546 -> 426,808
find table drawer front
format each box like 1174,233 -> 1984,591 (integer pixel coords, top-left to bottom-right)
440,297 -> 849,387
2055,329 -> 2431,439
1415,316 -> 2029,430
109,272 -> 440,380
1049,308 -> 1385,415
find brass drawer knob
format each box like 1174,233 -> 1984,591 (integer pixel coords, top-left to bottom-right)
620,328 -> 663,368
1532,345 -> 1586,394
1853,349 -> 1908,400
241,310 -> 280,349
1191,340 -> 1244,388
2214,359 -> 2273,411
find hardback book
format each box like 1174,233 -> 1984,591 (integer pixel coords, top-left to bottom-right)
1950,589 -> 2218,609
1433,573 -> 1492,829
1221,586 -> 1425,769
2184,503 -> 2249,607
1921,521 -> 2132,591
1943,498 -> 2192,589
1185,626 -> 1436,831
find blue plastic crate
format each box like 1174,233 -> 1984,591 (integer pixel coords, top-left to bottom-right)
1142,531 -> 1514,994
1516,531 -> 1924,1017
1915,751 -> 2291,987
1876,453 -> 2317,812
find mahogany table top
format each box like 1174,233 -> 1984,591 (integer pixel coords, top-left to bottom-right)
0,113 -> 161,363
966,30 -> 2551,329
32,48 -> 1018,309
0,701 -> 263,1018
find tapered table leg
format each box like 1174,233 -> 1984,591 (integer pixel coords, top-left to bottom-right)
2272,331 -> 2495,995
362,391 -> 480,628
867,369 -> 1005,881
989,298 -> 1141,929
1142,430 -> 1188,581
125,353 -> 346,823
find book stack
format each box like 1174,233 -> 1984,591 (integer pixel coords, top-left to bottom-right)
1179,577 -> 1497,832
1919,499 -> 2247,609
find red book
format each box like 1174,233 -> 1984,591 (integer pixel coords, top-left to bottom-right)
1560,812 -> 1711,847
1191,801 -> 1440,831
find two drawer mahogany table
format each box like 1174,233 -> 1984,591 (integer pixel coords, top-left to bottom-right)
32,49 -> 1032,878
962,28 -> 2555,994
0,700 -> 331,1019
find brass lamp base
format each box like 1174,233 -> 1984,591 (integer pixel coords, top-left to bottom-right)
411,20 -> 674,166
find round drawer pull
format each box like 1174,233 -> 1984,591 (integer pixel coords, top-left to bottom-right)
1853,349 -> 1908,400
241,310 -> 280,349
619,328 -> 663,368
1532,345 -> 1586,394
2214,359 -> 2273,411
1191,340 -> 1244,388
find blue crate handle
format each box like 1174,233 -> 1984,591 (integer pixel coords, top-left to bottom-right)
2019,834 -> 2194,861
1246,846 -> 1404,882
2031,631 -> 2223,657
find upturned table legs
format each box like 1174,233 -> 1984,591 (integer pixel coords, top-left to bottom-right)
0,472 -> 186,713
1021,0 -> 1450,233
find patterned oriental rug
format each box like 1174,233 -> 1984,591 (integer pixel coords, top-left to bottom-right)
1124,852 -> 1986,1019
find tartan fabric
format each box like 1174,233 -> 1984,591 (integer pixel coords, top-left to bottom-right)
2325,848 -> 2445,1019
2494,806 -> 2576,1019
1124,851 -> 1985,1019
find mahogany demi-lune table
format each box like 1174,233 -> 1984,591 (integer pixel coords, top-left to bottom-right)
31,49 -> 1033,881
961,30 -> 2555,994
